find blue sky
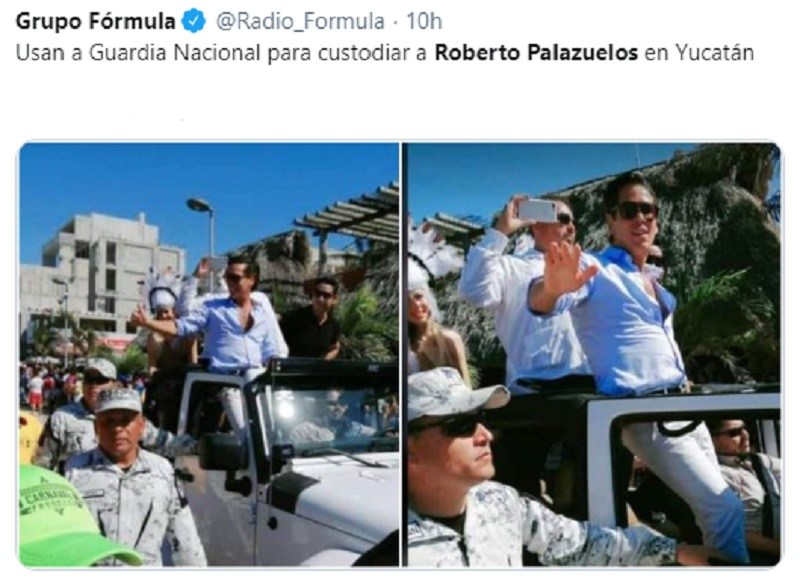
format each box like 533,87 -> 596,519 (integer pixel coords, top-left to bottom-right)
406,143 -> 778,221
19,143 -> 399,266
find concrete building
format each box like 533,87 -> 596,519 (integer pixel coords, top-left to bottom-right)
20,212 -> 185,356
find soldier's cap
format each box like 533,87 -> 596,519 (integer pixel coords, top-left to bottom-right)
407,367 -> 510,423
84,358 -> 117,382
18,464 -> 143,567
94,388 -> 142,415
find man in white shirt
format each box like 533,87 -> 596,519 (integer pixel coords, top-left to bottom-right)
458,195 -> 592,394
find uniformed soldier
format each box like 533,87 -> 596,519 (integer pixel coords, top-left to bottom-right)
406,367 -> 723,567
65,388 -> 207,567
34,358 -> 196,473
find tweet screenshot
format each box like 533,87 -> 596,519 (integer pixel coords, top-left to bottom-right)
7,0 -> 791,574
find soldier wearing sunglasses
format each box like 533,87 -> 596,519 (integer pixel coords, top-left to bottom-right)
458,194 -> 591,394
406,367 -> 720,567
279,276 -> 342,359
34,358 -> 195,473
528,171 -> 748,563
708,419 -> 781,562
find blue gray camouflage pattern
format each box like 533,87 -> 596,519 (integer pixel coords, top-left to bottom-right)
34,401 -> 196,472
407,481 -> 677,567
65,447 -> 207,566
407,367 -> 509,422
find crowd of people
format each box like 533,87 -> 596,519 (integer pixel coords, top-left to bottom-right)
18,172 -> 780,568
18,254 -> 373,567
406,171 -> 781,567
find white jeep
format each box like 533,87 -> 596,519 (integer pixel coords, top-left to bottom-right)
489,383 -> 781,565
172,359 -> 399,566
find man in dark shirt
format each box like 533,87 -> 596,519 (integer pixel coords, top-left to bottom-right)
280,276 -> 342,359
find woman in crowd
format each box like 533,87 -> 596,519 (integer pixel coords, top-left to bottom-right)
143,268 -> 197,430
407,221 -> 471,387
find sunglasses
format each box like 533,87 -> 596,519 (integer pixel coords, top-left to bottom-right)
557,213 -> 574,226
713,426 -> 746,438
612,201 -> 658,220
224,273 -> 244,283
84,375 -> 111,386
646,255 -> 664,268
314,290 -> 334,300
409,412 -> 489,438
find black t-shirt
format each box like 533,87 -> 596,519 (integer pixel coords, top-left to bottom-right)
280,305 -> 341,358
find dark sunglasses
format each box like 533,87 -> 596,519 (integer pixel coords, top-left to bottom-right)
314,290 -> 334,300
409,412 -> 489,438
646,255 -> 664,268
557,213 -> 574,226
612,201 -> 658,220
224,273 -> 243,283
713,426 -> 746,438
84,374 -> 111,386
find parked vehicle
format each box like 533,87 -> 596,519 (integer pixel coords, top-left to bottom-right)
173,358 -> 400,566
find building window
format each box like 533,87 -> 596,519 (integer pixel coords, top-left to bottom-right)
75,240 -> 90,259
106,242 -> 116,265
106,269 -> 116,292
105,298 -> 115,314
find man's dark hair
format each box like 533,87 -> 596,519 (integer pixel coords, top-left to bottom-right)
603,171 -> 656,214
705,419 -> 730,435
314,276 -> 339,296
228,255 -> 260,282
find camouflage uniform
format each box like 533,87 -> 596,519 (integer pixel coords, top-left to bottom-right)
65,447 -> 207,566
407,481 -> 677,567
34,401 -> 195,473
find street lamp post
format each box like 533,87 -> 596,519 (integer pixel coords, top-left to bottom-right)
52,277 -> 69,368
186,197 -> 215,294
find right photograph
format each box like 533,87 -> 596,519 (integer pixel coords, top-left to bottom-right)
403,143 -> 781,567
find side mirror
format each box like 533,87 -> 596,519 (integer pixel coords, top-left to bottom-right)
198,433 -> 248,471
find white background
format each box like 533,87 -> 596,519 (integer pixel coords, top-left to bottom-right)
4,0 -> 794,577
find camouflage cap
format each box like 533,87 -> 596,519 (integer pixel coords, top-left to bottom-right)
84,358 -> 117,381
95,388 -> 142,414
407,367 -> 510,422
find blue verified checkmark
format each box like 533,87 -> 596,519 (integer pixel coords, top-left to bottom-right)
182,8 -> 206,32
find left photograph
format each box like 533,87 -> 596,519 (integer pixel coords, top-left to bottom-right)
17,142 -> 401,567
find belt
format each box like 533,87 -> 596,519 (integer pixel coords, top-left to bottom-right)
645,384 -> 687,396
514,375 -> 597,394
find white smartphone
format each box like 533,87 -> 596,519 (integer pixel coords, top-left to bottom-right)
518,199 -> 558,223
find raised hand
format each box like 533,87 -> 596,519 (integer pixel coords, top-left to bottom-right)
129,304 -> 150,328
542,242 -> 599,298
193,257 -> 211,280
496,194 -> 534,236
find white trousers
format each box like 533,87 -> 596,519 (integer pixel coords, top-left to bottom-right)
218,368 -> 264,446
621,421 -> 749,563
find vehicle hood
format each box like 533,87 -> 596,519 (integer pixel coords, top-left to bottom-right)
281,452 -> 399,543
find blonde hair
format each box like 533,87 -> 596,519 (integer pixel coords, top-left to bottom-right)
409,318 -> 472,389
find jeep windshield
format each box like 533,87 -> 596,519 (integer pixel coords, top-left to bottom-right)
268,385 -> 399,455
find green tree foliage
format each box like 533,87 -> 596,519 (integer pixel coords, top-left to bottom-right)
113,345 -> 148,376
673,270 -> 779,384
337,286 -> 397,362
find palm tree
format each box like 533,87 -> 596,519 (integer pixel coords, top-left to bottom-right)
337,286 -> 398,361
673,269 -> 779,383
